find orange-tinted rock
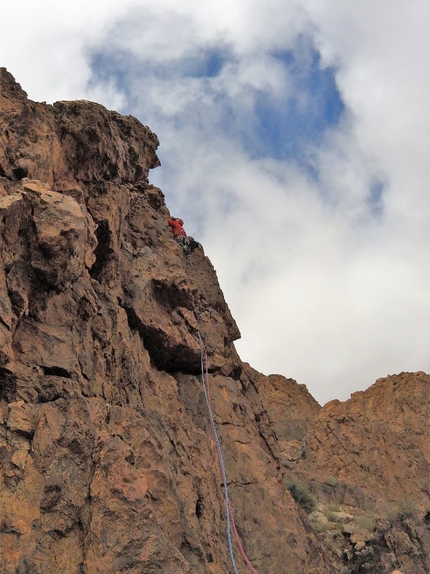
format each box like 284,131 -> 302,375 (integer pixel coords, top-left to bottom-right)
302,371 -> 429,503
0,68 -> 428,574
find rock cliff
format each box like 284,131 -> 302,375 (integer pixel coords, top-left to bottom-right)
0,68 -> 429,574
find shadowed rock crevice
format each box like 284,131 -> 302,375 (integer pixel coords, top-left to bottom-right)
152,279 -> 195,312
41,366 -> 71,378
12,166 -> 28,180
89,220 -> 112,281
123,303 -> 201,374
0,368 -> 17,401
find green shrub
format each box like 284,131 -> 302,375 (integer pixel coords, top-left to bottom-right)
397,499 -> 415,518
324,475 -> 338,487
387,506 -> 398,523
355,515 -> 375,532
286,481 -> 316,513
312,521 -> 331,533
387,499 -> 415,523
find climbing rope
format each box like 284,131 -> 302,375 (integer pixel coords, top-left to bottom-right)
229,501 -> 259,574
197,331 -> 260,574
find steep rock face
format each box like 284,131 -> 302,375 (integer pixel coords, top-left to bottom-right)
0,68 -> 429,574
295,372 -> 430,574
302,371 -> 429,502
0,68 -> 331,574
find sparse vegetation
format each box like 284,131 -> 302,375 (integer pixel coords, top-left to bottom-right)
355,515 -> 375,532
397,499 -> 415,518
286,480 -> 316,513
387,499 -> 416,523
311,520 -> 332,533
324,475 -> 338,487
387,506 -> 398,524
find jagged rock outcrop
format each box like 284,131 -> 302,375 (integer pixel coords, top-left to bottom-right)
294,371 -> 430,573
0,68 -> 429,574
302,371 -> 429,502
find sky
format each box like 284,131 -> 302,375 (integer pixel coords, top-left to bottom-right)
2,0 -> 429,404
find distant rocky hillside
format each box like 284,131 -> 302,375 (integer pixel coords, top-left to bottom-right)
0,67 -> 428,574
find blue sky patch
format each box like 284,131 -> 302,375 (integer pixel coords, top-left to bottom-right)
88,38 -> 345,173
89,46 -> 228,85
89,51 -> 134,101
245,47 -> 345,162
185,49 -> 228,78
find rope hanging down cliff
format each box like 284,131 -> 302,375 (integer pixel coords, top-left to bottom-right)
197,331 -> 260,574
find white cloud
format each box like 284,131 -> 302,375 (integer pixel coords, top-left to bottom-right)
1,0 -> 429,404
1,1 -> 130,101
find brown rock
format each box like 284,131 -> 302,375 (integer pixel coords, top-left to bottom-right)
301,371 -> 430,503
0,69 -> 428,574
350,525 -> 373,546
7,401 -> 36,437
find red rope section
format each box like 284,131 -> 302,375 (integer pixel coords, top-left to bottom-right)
228,502 -> 260,574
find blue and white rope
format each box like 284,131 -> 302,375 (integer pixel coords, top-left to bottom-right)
197,331 -> 241,574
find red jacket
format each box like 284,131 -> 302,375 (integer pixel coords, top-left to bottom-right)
168,218 -> 187,237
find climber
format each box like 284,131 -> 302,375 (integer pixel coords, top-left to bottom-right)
167,217 -> 199,257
